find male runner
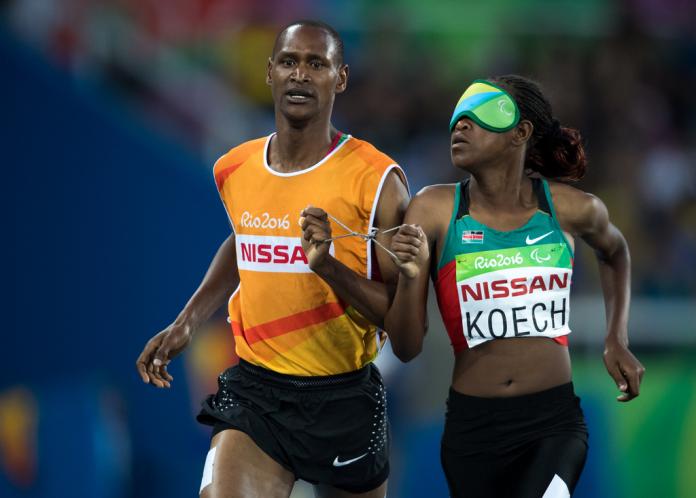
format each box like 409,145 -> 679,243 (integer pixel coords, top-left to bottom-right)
136,20 -> 409,498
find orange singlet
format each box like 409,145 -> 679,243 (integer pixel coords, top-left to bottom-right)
214,133 -> 407,376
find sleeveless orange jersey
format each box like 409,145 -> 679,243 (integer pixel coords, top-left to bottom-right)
214,134 -> 407,376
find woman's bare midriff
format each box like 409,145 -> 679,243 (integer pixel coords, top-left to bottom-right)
451,337 -> 572,397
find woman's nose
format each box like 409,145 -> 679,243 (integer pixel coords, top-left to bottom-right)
455,118 -> 472,131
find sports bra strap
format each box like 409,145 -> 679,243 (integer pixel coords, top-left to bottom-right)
533,177 -> 552,215
456,178 -> 471,219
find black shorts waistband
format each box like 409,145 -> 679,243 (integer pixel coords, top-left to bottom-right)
238,359 -> 371,389
448,382 -> 576,410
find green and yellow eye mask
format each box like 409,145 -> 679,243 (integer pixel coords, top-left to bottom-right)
449,80 -> 520,132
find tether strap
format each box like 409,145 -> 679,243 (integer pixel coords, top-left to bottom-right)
323,213 -> 401,261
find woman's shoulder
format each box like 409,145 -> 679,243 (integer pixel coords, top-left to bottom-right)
546,180 -> 607,234
405,183 -> 458,226
414,183 -> 458,201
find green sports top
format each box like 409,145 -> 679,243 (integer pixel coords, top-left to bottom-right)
433,178 -> 573,352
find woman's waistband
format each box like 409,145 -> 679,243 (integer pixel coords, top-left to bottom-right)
448,382 -> 577,410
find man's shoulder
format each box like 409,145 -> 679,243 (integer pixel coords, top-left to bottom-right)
343,135 -> 401,177
213,136 -> 268,189
214,136 -> 268,171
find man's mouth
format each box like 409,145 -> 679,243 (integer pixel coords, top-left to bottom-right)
285,89 -> 314,103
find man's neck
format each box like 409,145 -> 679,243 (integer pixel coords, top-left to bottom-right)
268,115 -> 338,173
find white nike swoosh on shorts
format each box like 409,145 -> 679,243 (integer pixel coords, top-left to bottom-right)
525,231 -> 554,245
332,452 -> 369,467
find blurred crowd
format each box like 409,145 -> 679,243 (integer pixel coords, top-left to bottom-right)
4,0 -> 695,296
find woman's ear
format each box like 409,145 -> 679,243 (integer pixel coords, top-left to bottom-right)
512,120 -> 534,146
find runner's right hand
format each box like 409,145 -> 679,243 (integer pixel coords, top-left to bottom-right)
136,324 -> 193,388
391,224 -> 429,279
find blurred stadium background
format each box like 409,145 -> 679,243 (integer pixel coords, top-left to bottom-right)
4,0 -> 695,497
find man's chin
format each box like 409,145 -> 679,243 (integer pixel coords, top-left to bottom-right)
280,105 -> 318,124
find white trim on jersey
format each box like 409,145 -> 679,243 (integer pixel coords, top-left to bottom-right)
226,283 -> 241,324
368,164 -> 408,358
262,133 -> 353,177
366,164 -> 408,281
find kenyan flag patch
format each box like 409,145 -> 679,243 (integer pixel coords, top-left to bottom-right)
462,230 -> 484,244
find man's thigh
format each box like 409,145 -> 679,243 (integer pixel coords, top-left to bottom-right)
199,428 -> 295,498
313,481 -> 387,498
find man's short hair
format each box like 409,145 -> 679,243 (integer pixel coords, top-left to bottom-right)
272,20 -> 345,67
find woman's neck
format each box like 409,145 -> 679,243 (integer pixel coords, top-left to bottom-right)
467,157 -> 534,212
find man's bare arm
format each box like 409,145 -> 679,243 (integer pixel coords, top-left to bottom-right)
136,234 -> 239,388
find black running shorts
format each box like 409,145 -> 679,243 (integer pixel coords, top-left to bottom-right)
197,360 -> 389,494
441,382 -> 588,498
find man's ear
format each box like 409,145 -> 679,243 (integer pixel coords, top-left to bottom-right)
335,64 -> 349,94
512,120 -> 533,146
266,57 -> 273,86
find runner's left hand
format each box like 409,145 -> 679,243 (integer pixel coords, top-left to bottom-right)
603,339 -> 645,402
391,224 -> 429,279
300,206 -> 332,271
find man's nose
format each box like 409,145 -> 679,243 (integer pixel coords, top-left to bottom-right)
290,63 -> 310,82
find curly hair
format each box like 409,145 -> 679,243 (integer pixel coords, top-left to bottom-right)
493,75 -> 587,181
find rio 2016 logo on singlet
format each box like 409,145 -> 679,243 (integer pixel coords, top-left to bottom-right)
239,211 -> 291,230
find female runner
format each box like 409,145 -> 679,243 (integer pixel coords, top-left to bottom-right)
385,75 -> 645,497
